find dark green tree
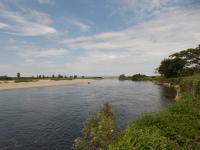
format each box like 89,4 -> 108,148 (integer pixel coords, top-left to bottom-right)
73,103 -> 115,150
58,74 -> 63,78
17,72 -> 21,78
170,45 -> 200,69
131,74 -> 147,81
157,58 -> 186,77
74,75 -> 78,79
119,74 -> 126,80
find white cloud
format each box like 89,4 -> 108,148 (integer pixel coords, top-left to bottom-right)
65,18 -> 91,32
60,8 -> 200,75
20,49 -> 67,58
110,0 -> 192,21
0,22 -> 10,29
62,8 -> 200,53
0,4 -> 56,36
37,0 -> 55,6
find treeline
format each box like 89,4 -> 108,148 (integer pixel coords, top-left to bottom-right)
0,74 -> 97,81
119,74 -> 150,81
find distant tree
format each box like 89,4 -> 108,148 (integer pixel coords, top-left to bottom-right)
157,58 -> 186,77
17,72 -> 21,78
42,75 -> 45,78
38,75 -> 42,78
81,76 -> 85,79
0,76 -> 12,81
58,74 -> 63,78
131,74 -> 147,81
119,74 -> 126,80
73,103 -> 115,150
74,75 -> 78,79
52,75 -> 55,78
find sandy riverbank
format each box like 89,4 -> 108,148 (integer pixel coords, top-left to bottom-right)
0,79 -> 96,91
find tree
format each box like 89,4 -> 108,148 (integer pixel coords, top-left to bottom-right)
170,46 -> 200,69
17,72 -> 21,78
73,103 -> 115,150
131,74 -> 147,81
157,58 -> 186,77
74,75 -> 78,79
58,74 -> 63,78
119,74 -> 126,80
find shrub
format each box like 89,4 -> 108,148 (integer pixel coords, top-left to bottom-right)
109,126 -> 175,150
73,103 -> 115,150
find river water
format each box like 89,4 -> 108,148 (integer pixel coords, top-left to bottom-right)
0,79 -> 175,150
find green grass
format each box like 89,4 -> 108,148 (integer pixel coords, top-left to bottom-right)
14,79 -> 38,83
50,78 -> 74,81
109,74 -> 200,150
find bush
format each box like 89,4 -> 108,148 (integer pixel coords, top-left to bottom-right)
109,126 -> 175,150
14,79 -> 36,83
119,74 -> 126,80
195,81 -> 200,97
73,103 -> 115,150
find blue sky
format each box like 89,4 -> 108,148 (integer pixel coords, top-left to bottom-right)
0,0 -> 200,76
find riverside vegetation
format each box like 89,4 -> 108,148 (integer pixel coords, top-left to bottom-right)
73,45 -> 200,149
0,74 -> 102,83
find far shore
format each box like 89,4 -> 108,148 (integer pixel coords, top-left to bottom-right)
0,79 -> 96,91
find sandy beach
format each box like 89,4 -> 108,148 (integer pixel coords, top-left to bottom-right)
0,79 -> 95,91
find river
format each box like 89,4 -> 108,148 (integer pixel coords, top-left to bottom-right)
0,79 -> 175,150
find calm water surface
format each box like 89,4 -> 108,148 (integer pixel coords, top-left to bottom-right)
0,79 -> 175,150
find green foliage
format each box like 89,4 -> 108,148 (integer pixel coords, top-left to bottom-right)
73,103 -> 115,150
157,58 -> 186,78
119,74 -> 150,81
109,94 -> 200,150
0,76 -> 13,81
14,78 -> 37,83
195,81 -> 200,97
50,78 -> 73,81
157,45 -> 200,77
109,126 -> 175,150
170,46 -> 200,69
119,74 -> 126,80
131,74 -> 147,81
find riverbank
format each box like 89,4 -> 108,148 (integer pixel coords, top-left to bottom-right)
154,81 -> 181,101
109,74 -> 200,149
0,79 -> 95,90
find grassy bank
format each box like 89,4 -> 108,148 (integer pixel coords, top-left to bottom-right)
109,74 -> 200,149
